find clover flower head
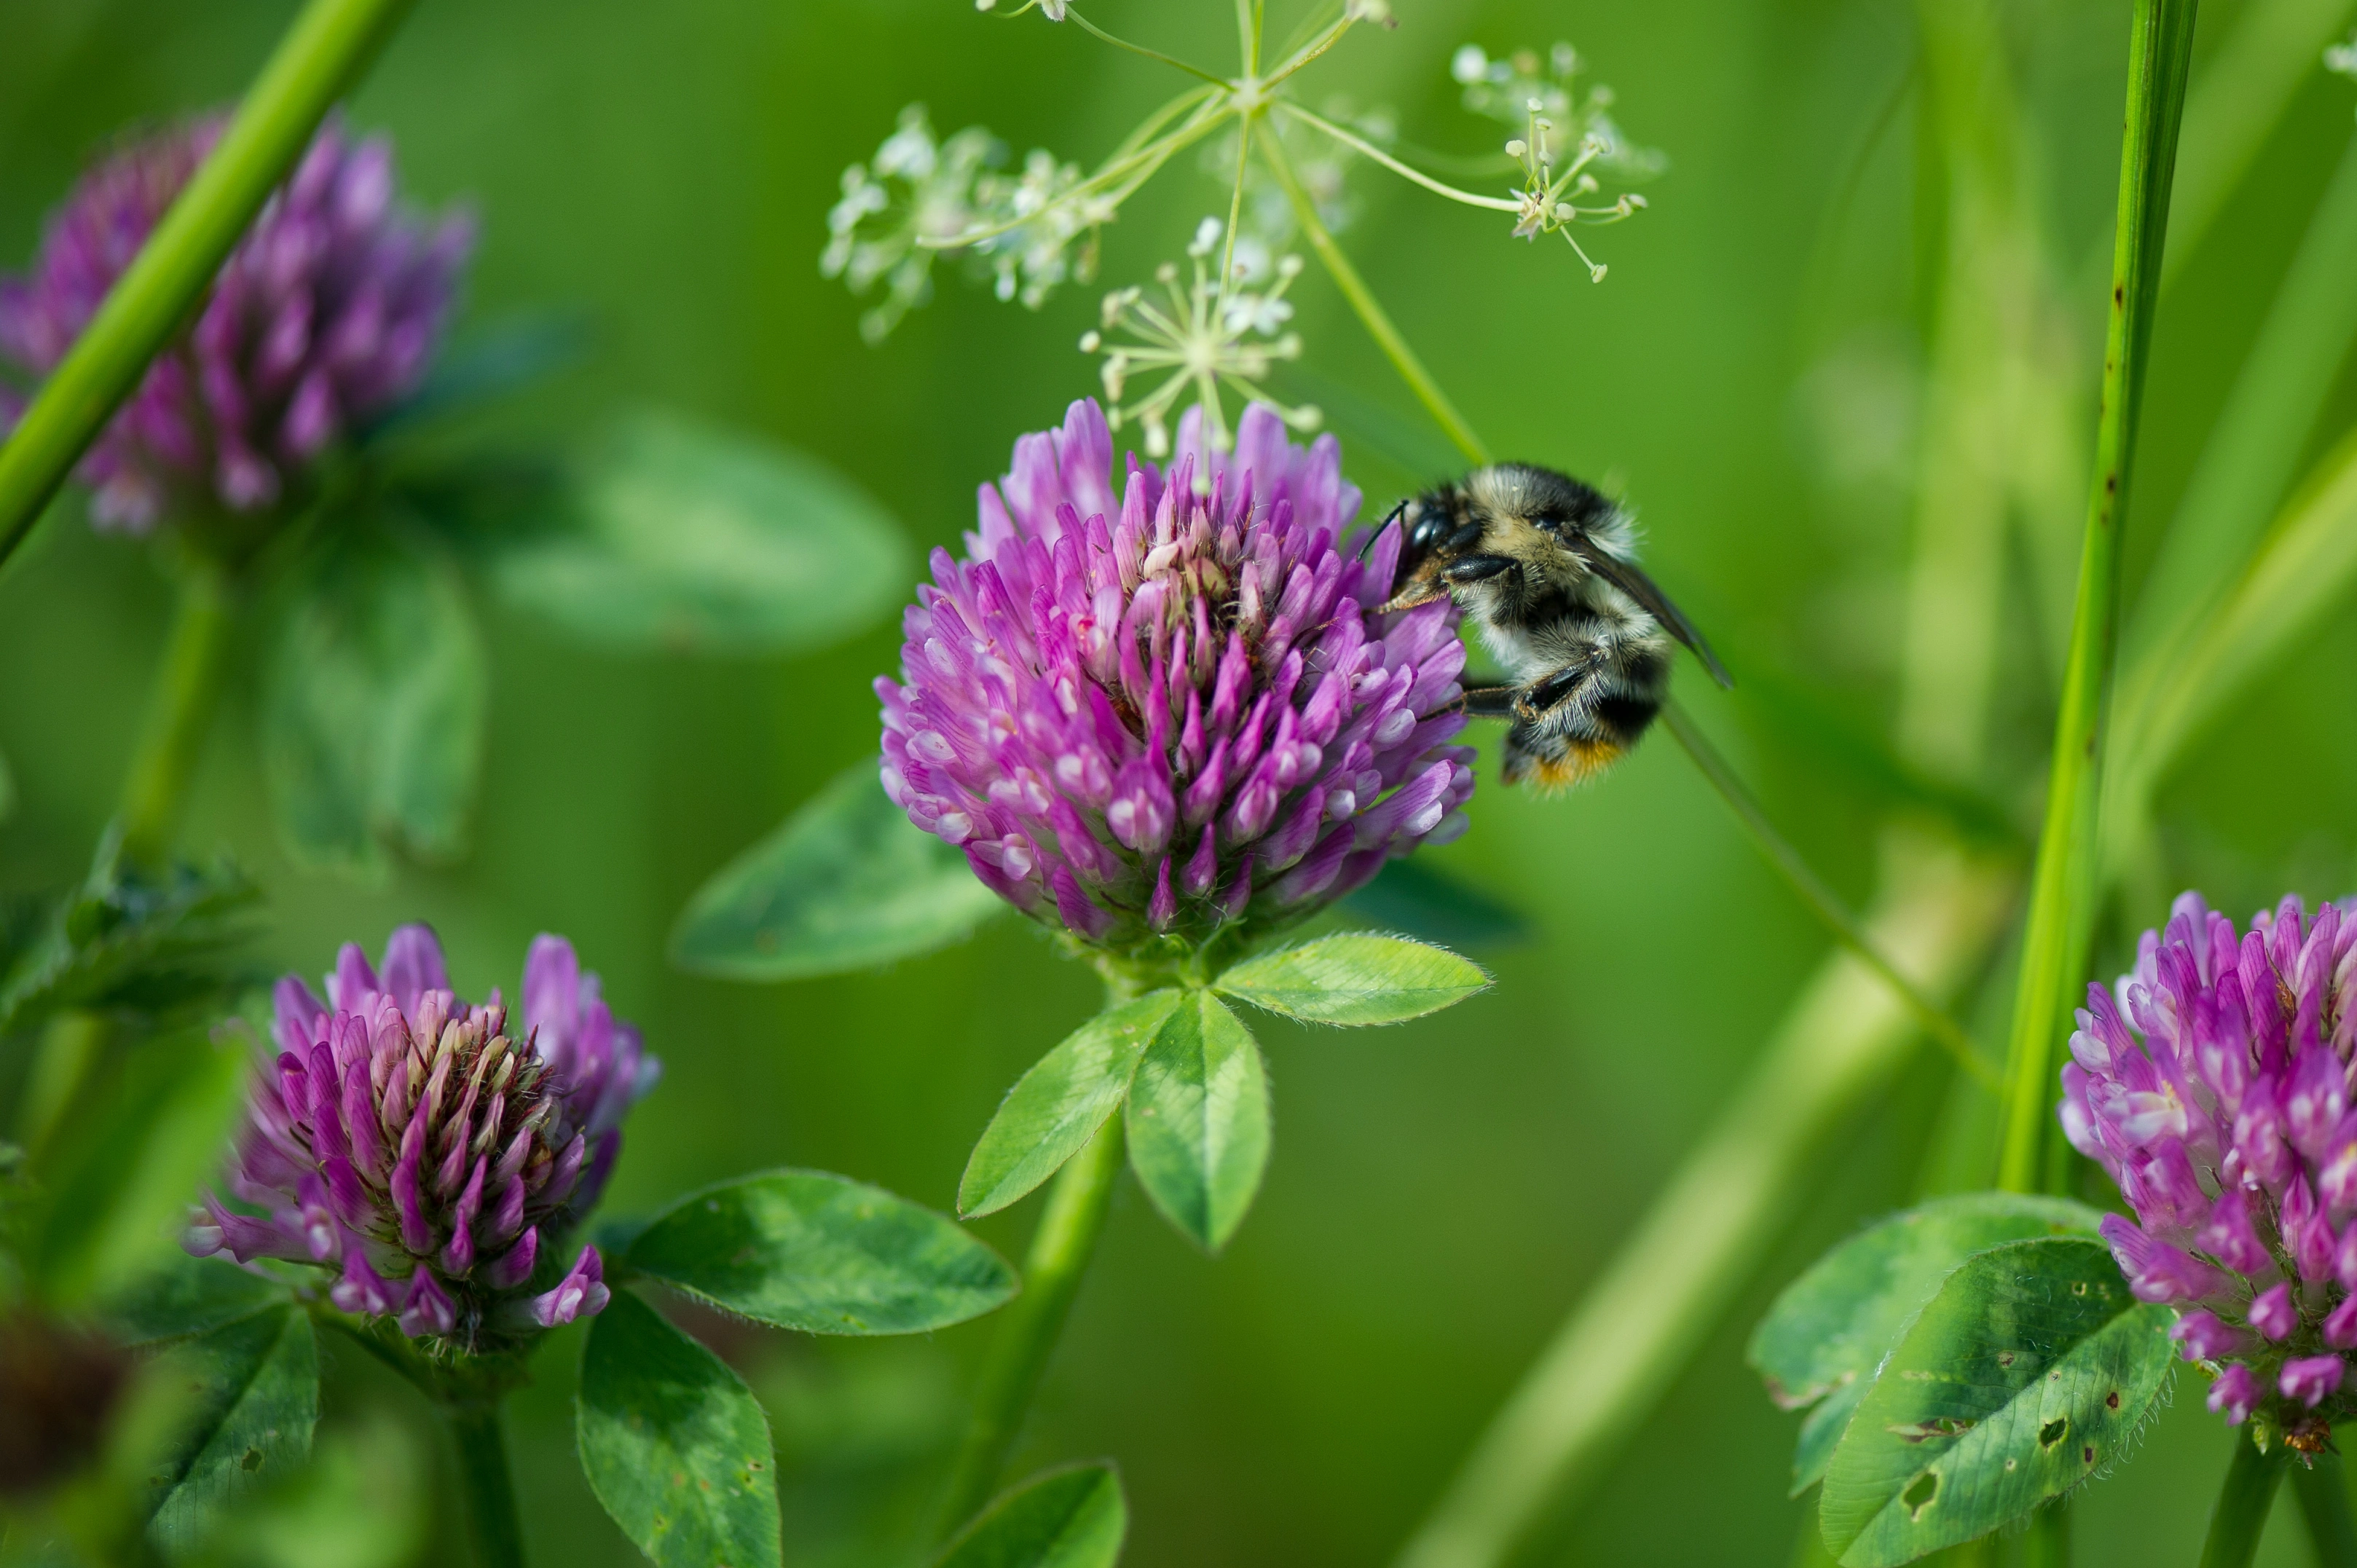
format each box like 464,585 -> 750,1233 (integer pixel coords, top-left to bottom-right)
823,105 -> 1102,343
879,399 -> 1476,959
1079,219 -> 1317,460
2062,892 -> 2357,1433
186,926 -> 656,1351
0,116 -> 471,535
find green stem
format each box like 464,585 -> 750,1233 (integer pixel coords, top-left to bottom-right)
1994,0 -> 2197,1195
445,1400 -> 527,1568
1062,7 -> 1227,86
116,554 -> 235,869
936,1080 -> 1131,1534
0,0 -> 417,570
1254,122 -> 1491,467
2200,1436 -> 2289,1568
1661,704 -> 1999,1093
2294,1451 -> 2357,1568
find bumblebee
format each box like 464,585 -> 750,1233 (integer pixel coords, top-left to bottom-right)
1382,463 -> 1730,790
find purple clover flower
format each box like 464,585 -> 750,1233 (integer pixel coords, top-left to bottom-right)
186,926 -> 653,1349
0,116 -> 471,533
879,399 -> 1476,956
2062,892 -> 2357,1430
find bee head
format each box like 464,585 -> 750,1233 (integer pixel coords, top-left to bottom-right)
1381,484 -> 1477,612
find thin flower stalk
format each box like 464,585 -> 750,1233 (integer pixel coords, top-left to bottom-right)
1996,0 -> 2200,1195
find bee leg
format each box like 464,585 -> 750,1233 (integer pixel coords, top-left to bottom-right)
1439,554 -> 1518,587
1455,685 -> 1521,717
1511,653 -> 1605,722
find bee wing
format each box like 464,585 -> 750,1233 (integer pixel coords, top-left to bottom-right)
1580,548 -> 1734,688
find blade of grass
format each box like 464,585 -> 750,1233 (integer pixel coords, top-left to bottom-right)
0,0 -> 420,571
2163,0 -> 2356,286
2109,425 -> 2357,851
2129,130 -> 2357,666
1995,0 -> 2200,1196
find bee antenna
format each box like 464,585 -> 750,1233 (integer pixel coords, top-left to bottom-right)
1359,499 -> 1409,559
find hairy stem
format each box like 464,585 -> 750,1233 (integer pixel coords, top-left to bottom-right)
1994,0 -> 2198,1195
1255,122 -> 1490,465
937,1000 -> 1135,1535
2294,1452 -> 2357,1568
2200,1437 -> 2289,1568
446,1400 -> 527,1568
0,0 -> 418,570
117,553 -> 235,868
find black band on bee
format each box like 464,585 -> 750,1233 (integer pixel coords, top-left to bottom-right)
1380,462 -> 1719,790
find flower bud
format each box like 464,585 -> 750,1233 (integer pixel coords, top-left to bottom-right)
186,926 -> 658,1352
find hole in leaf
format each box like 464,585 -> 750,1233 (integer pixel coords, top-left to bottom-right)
240,1447 -> 264,1472
2084,1446 -> 2096,1465
1902,1471 -> 1939,1520
2071,1280 -> 2089,1296
2039,1419 -> 2067,1448
2106,1390 -> 2121,1409
1997,1352 -> 2015,1368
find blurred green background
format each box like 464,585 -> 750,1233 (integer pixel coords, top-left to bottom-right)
5,0 -> 2357,1562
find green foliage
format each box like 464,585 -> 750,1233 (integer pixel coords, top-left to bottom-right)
1214,933 -> 1488,1026
578,1289 -> 782,1568
104,1253 -> 288,1347
623,1168 -> 1016,1334
260,512 -> 486,875
491,409 -> 908,656
0,857 -> 259,1039
960,990 -> 1184,1218
1338,859 -> 1532,950
935,1462 -> 1128,1568
1750,1194 -> 2105,1495
1123,990 -> 1270,1251
29,1028 -> 253,1308
1816,1238 -> 2175,1566
144,1305 -> 320,1559
671,760 -> 1006,982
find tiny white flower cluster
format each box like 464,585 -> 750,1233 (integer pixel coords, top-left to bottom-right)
974,0 -> 1068,17
2331,31 -> 2357,85
1453,43 -> 1659,280
822,105 -> 1103,343
1079,218 -> 1320,461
